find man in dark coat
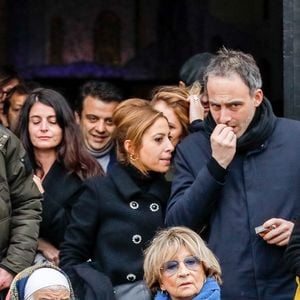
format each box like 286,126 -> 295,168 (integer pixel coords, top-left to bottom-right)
166,48 -> 299,300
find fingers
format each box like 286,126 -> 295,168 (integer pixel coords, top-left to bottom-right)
260,218 -> 294,246
214,124 -> 235,136
189,95 -> 205,121
45,251 -> 60,266
211,124 -> 236,145
211,124 -> 237,168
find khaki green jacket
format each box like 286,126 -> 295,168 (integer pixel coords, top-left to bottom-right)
0,126 -> 42,274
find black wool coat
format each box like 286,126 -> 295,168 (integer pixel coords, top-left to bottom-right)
60,163 -> 170,287
40,161 -> 83,248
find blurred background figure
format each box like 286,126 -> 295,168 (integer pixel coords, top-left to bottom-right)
76,80 -> 124,173
7,263 -> 75,300
179,52 -> 215,86
179,52 -> 216,118
151,82 -> 204,147
3,82 -> 40,133
144,226 -> 222,300
0,65 -> 22,126
151,85 -> 190,147
60,99 -> 174,299
151,83 -> 202,181
17,88 -> 102,266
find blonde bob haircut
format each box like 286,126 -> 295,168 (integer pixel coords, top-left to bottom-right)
151,85 -> 190,139
112,98 -> 165,175
143,226 -> 222,293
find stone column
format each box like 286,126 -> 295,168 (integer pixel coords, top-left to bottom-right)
0,0 -> 7,63
283,0 -> 300,119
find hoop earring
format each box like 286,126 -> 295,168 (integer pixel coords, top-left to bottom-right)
129,153 -> 138,162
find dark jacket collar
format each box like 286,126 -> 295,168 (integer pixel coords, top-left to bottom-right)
109,163 -> 170,203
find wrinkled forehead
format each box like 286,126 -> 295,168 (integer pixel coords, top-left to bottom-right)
33,287 -> 70,300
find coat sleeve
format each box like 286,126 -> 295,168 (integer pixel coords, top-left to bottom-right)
0,132 -> 42,274
165,142 -> 225,230
285,218 -> 300,276
59,180 -> 101,269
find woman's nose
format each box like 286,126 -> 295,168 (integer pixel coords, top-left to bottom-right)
40,120 -> 49,131
177,262 -> 190,277
166,139 -> 175,152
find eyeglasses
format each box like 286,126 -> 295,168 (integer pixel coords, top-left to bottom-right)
160,256 -> 201,277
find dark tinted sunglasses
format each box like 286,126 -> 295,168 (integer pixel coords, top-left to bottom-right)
160,256 -> 201,276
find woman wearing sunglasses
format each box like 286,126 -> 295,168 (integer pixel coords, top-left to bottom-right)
144,227 -> 222,300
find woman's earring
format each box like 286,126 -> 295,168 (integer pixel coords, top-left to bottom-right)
161,289 -> 168,295
129,153 -> 138,161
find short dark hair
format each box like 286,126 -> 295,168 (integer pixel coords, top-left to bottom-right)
77,80 -> 123,114
179,52 -> 215,86
3,81 -> 40,115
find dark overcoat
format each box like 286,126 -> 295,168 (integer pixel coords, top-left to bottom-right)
60,163 -> 170,290
166,118 -> 300,300
40,161 -> 82,247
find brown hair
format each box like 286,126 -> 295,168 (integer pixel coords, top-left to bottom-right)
112,98 -> 165,175
151,85 -> 190,139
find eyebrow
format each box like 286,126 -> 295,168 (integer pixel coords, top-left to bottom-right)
152,132 -> 168,137
209,99 -> 243,104
29,115 -> 57,119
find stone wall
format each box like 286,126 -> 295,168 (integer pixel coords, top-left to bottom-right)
283,0 -> 300,119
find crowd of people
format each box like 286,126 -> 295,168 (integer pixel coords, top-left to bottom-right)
0,48 -> 300,300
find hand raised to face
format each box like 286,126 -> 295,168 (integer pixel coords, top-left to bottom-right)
210,124 -> 237,169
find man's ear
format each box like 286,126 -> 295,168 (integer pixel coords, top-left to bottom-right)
254,89 -> 264,107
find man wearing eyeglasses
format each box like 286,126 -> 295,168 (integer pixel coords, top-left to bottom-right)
0,65 -> 21,127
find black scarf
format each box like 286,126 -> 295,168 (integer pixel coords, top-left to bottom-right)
204,98 -> 277,153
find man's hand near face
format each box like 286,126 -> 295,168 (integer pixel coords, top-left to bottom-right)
211,124 -> 237,169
